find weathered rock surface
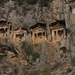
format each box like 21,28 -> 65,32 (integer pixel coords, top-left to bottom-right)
0,0 -> 75,75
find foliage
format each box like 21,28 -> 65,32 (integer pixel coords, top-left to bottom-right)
14,68 -> 18,74
22,42 -> 40,62
13,0 -> 37,5
22,2 -> 28,15
26,0 -> 38,4
32,52 -> 40,61
0,55 -> 6,61
66,29 -> 71,34
13,0 -> 50,6
71,56 -> 75,64
0,0 -> 8,4
38,0 -> 49,6
66,68 -> 72,73
25,45 -> 33,56
41,67 -> 51,75
0,0 -> 50,6
9,44 -> 18,55
13,0 -> 24,5
8,72 -> 14,75
8,68 -> 18,75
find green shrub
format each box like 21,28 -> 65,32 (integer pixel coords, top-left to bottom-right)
32,52 -> 40,61
0,55 -> 6,61
26,0 -> 38,4
38,0 -> 49,6
14,68 -> 18,74
8,72 -> 14,75
0,0 -> 8,4
22,42 -> 40,62
71,56 -> 75,64
25,45 -> 33,56
14,0 -> 38,5
41,67 -> 51,75
13,0 -> 24,5
22,2 -> 27,15
8,68 -> 18,75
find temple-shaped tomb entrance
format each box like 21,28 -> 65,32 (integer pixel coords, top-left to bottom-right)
30,23 -> 47,44
0,18 -> 10,38
12,27 -> 27,43
50,20 -> 66,42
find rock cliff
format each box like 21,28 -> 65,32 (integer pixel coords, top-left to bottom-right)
0,0 -> 75,75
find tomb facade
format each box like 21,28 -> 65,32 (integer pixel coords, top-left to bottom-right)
30,23 -> 47,44
0,18 -> 11,38
12,27 -> 27,43
49,20 -> 66,42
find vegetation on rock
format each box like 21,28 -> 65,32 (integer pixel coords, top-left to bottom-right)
38,0 -> 50,6
24,45 -> 33,56
26,0 -> 38,4
12,0 -> 50,6
0,0 -> 8,4
71,56 -> 75,65
32,52 -> 40,61
0,55 -> 6,61
41,67 -> 51,75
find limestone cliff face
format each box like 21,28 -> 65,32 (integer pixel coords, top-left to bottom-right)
0,0 -> 75,75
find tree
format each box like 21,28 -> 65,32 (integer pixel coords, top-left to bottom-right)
38,0 -> 49,6
13,0 -> 24,5
26,0 -> 38,4
22,42 -> 34,62
71,56 -> 75,65
0,0 -> 8,4
25,45 -> 33,56
41,67 -> 51,75
13,0 -> 38,5
0,55 -> 6,61
32,52 -> 40,61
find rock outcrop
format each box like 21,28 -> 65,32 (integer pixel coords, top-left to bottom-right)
0,0 -> 75,75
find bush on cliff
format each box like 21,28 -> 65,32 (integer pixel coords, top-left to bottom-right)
41,67 -> 51,75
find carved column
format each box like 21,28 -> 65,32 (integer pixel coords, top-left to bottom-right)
36,33 -> 38,44
64,29 -> 66,39
52,30 -> 54,42
32,32 -> 34,44
56,30 -> 58,41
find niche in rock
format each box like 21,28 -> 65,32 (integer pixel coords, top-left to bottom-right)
58,30 -> 64,36
38,33 -> 42,38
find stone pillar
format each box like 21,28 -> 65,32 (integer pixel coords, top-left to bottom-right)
56,30 -> 58,41
3,27 -> 6,37
7,27 -> 10,38
32,33 -> 34,44
52,30 -> 54,42
36,33 -> 38,44
45,32 -> 46,41
14,33 -> 16,42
